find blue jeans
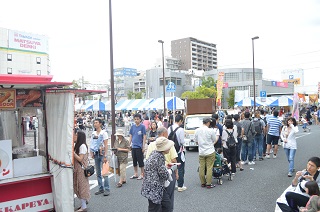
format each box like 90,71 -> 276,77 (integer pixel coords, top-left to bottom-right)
94,154 -> 110,191
253,134 -> 264,159
241,140 -> 253,162
302,123 -> 307,129
177,152 -> 185,187
284,148 -> 296,173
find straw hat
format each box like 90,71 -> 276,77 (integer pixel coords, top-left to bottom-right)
156,137 -> 174,152
114,129 -> 125,137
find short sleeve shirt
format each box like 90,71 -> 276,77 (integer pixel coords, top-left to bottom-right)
90,130 -> 108,152
130,124 -> 146,148
79,144 -> 88,155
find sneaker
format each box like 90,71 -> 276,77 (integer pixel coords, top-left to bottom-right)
95,190 -> 104,195
266,154 -> 270,159
178,186 -> 187,192
103,190 -> 110,196
248,161 -> 255,165
288,172 -> 293,177
241,161 -> 248,165
273,154 -> 277,159
206,184 -> 215,189
231,173 -> 236,176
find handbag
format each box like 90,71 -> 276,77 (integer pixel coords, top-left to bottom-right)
79,158 -> 95,177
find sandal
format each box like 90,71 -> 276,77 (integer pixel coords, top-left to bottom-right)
137,176 -> 144,180
130,175 -> 138,179
116,183 -> 122,187
122,181 -> 126,184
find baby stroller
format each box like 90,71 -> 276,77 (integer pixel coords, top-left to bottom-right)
212,154 -> 233,185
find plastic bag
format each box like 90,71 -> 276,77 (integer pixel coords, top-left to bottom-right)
102,161 -> 110,177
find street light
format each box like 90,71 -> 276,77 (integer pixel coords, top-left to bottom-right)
158,40 -> 166,117
252,36 -> 259,114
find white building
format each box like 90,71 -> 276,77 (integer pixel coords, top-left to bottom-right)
0,28 -> 50,75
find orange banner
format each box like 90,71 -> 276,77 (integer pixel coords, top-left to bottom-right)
0,89 -> 16,109
309,94 -> 318,104
298,93 -> 306,103
216,72 -> 225,108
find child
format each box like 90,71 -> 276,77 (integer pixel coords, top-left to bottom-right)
300,116 -> 311,132
299,181 -> 320,212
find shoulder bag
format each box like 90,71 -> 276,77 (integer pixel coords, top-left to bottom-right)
79,158 -> 95,177
242,123 -> 251,142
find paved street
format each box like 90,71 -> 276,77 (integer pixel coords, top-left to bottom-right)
76,124 -> 320,212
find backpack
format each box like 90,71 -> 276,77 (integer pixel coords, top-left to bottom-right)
253,119 -> 262,135
225,129 -> 236,148
168,126 -> 181,153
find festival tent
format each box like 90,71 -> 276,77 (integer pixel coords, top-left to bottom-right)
104,100 -> 111,111
127,99 -> 155,111
268,96 -> 293,107
125,99 -> 146,111
77,100 -> 94,111
235,97 -> 264,107
85,100 -> 106,111
146,97 -> 185,110
115,99 -> 134,111
137,99 -> 155,110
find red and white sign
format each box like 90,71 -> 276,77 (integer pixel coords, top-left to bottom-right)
0,175 -> 53,211
0,140 -> 13,180
223,82 -> 228,88
8,30 -> 48,53
0,193 -> 53,212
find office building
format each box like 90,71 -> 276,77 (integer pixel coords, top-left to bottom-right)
171,37 -> 217,71
205,68 -> 294,108
0,28 -> 50,75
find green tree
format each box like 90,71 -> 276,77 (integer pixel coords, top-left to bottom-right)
181,76 -> 217,99
127,91 -> 143,99
227,89 -> 235,108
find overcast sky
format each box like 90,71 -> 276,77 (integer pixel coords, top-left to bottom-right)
1,0 -> 320,86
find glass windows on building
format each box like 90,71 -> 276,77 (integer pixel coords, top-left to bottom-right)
159,77 -> 182,86
225,72 -> 239,82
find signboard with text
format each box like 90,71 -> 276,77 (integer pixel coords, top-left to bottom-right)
8,30 -> 48,53
16,89 -> 43,107
0,89 -> 16,109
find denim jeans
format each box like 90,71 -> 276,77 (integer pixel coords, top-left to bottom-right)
284,148 -> 296,173
94,154 -> 110,191
302,123 -> 307,129
177,152 -> 185,187
241,140 -> 253,162
253,134 -> 264,159
252,138 -> 257,160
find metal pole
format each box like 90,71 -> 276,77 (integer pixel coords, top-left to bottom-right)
158,40 -> 166,118
109,0 -> 116,148
252,36 -> 259,114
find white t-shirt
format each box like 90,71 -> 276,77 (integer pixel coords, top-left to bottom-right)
79,144 -> 88,154
92,130 -> 109,140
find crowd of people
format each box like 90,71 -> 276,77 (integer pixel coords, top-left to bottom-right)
72,107 -> 320,212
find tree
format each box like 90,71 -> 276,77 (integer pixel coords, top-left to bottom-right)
227,89 -> 235,108
181,76 -> 217,99
127,91 -> 144,99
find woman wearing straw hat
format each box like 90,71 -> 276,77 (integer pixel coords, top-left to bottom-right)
114,129 -> 131,187
141,137 -> 174,211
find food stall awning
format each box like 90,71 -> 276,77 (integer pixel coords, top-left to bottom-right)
0,74 -> 72,89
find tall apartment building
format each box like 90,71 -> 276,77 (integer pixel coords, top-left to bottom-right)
171,37 -> 217,71
0,28 -> 50,75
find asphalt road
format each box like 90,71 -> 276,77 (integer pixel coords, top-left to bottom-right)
76,124 -> 320,212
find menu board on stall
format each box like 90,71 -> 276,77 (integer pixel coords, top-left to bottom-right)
16,89 -> 43,107
0,140 -> 13,180
0,90 -> 16,109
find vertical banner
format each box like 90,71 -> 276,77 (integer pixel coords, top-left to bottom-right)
318,82 -> 320,94
309,94 -> 318,104
216,72 -> 225,108
292,93 -> 299,120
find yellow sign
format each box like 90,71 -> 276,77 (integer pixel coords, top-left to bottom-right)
283,78 -> 300,85
216,72 -> 225,108
0,89 -> 16,109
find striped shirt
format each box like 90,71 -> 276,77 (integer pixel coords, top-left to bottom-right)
267,116 -> 282,136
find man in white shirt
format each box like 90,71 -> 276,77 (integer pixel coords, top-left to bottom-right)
195,118 -> 217,188
90,119 -> 110,196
